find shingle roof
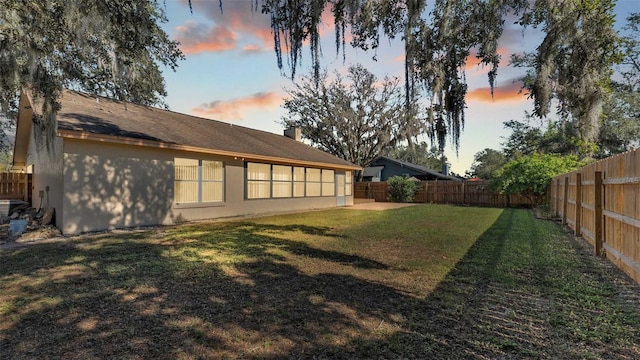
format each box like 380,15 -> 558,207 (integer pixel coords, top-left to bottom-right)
376,156 -> 460,181
362,166 -> 384,177
47,90 -> 358,169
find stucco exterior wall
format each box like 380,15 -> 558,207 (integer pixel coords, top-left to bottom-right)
62,139 -> 175,234
61,139 -> 353,235
27,128 -> 64,229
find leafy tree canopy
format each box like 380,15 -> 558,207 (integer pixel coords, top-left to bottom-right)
501,119 -> 576,158
492,153 -> 585,203
468,148 -> 507,180
0,0 -> 183,132
511,0 -> 620,154
600,12 -> 640,157
281,64 -> 423,169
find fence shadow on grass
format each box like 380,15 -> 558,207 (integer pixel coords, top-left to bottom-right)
1,210 -> 639,359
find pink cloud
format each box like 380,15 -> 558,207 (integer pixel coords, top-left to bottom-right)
177,1 -> 273,54
393,54 -> 405,63
467,79 -> 527,103
192,92 -> 283,121
174,21 -> 237,54
175,1 -> 346,56
242,44 -> 261,54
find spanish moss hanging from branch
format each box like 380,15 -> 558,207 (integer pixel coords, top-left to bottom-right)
175,0 -> 620,157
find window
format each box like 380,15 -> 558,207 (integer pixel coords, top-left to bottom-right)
247,162 -> 271,199
272,165 -> 292,198
202,161 -> 224,202
306,168 -> 321,197
175,158 -> 224,204
322,169 -> 335,196
293,167 -> 305,197
345,171 -> 352,196
245,163 -> 343,199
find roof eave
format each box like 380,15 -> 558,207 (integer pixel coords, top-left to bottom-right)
378,156 -> 460,181
12,92 -> 35,171
57,129 -> 361,171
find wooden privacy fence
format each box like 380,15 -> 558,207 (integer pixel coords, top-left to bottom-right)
0,172 -> 32,204
355,180 -> 537,207
550,149 -> 640,284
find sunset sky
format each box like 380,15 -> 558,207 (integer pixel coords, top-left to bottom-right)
159,0 -> 639,174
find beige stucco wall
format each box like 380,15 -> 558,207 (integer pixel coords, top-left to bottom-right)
26,127 -> 64,229
60,139 -> 353,235
62,139 -> 176,234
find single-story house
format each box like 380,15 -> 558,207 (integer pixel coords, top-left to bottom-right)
362,156 -> 460,182
12,90 -> 360,234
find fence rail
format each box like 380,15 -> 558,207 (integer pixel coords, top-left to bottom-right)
355,180 -> 537,208
0,172 -> 32,204
550,149 -> 640,284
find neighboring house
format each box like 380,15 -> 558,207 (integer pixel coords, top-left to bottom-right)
361,166 -> 384,182
362,157 -> 460,182
12,90 -> 360,234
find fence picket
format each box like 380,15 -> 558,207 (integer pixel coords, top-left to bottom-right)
0,172 -> 32,204
354,180 -> 536,207
551,149 -> 640,284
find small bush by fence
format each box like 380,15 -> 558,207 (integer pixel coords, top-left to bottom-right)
550,149 -> 640,284
355,180 -> 537,208
0,172 -> 32,204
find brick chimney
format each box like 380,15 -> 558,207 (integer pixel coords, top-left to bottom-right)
284,127 -> 302,141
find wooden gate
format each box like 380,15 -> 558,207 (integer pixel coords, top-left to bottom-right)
0,172 -> 32,204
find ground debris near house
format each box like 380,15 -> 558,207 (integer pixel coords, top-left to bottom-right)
0,206 -> 60,245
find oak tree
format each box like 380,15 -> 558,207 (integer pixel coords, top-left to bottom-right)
512,0 -> 620,154
281,64 -> 424,169
0,0 -> 183,135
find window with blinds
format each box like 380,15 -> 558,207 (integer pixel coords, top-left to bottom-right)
245,162 -> 347,200
321,169 -> 335,196
306,168 -> 321,197
175,158 -> 224,204
202,161 -> 224,202
272,165 -> 293,198
293,167 -> 305,197
247,162 -> 271,199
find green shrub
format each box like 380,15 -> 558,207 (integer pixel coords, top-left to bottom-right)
387,176 -> 418,203
491,153 -> 585,204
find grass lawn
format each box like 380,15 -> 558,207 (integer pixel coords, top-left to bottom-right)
1,205 -> 639,359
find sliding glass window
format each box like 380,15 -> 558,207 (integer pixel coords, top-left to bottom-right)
272,165 -> 293,198
247,162 -> 271,199
175,158 -> 224,204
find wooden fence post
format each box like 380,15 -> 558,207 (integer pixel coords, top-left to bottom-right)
554,178 -> 560,216
595,171 -> 603,257
562,176 -> 569,225
461,181 -> 466,205
575,172 -> 582,237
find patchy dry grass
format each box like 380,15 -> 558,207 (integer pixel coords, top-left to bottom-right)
0,206 -> 638,359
